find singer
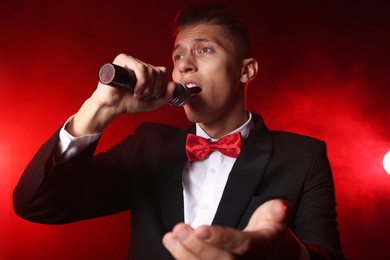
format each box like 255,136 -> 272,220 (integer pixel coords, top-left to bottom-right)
13,3 -> 344,260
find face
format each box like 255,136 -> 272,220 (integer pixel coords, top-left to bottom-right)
172,24 -> 247,130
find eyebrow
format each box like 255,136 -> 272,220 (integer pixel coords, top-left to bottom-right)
172,38 -> 218,53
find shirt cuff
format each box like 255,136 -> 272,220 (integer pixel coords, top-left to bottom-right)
58,115 -> 101,160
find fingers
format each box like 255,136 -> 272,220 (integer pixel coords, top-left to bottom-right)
163,224 -> 258,259
113,53 -> 168,100
132,64 -> 167,100
193,225 -> 252,255
163,223 -> 235,260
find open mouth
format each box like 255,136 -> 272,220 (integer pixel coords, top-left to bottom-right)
186,83 -> 199,88
185,83 -> 202,95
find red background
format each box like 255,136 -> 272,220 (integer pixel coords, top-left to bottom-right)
1,0 -> 389,259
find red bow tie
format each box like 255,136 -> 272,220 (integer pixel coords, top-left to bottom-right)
185,132 -> 242,161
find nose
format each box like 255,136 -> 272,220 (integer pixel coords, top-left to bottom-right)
177,54 -> 197,74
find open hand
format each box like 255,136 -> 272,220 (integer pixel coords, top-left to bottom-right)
163,199 -> 302,259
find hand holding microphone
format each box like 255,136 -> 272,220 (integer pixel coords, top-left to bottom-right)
98,63 -> 201,106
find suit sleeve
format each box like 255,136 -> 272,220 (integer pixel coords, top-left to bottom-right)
13,128 -> 134,224
293,141 -> 345,260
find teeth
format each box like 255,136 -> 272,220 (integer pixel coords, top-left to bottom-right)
186,83 -> 198,88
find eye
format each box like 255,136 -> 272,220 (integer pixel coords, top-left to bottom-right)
199,47 -> 213,54
173,54 -> 184,62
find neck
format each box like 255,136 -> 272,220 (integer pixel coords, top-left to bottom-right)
199,108 -> 248,139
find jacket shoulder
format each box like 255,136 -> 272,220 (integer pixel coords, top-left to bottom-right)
125,122 -> 189,152
270,130 -> 326,147
268,130 -> 328,163
135,122 -> 187,138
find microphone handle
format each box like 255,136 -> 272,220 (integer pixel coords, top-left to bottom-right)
98,63 -> 197,106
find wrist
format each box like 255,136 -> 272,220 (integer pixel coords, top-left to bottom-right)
67,96 -> 121,136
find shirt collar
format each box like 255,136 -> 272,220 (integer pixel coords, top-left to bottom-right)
195,112 -> 254,142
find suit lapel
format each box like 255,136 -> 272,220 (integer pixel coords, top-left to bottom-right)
156,126 -> 195,231
212,115 -> 273,228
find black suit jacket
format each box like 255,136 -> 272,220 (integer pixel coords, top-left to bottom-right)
13,114 -> 344,259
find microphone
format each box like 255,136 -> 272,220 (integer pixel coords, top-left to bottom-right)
98,63 -> 201,106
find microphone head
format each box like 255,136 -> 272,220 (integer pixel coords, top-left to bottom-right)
169,84 -> 202,106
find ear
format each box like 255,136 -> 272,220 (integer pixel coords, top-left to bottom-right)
240,58 -> 258,84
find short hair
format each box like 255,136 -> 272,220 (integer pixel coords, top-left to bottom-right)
174,3 -> 250,58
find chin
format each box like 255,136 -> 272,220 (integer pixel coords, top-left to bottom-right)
184,110 -> 199,123
184,105 -> 206,124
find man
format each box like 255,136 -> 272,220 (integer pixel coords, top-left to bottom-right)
13,3 -> 344,259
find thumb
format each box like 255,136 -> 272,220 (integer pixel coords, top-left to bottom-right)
238,200 -> 292,257
244,199 -> 292,232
